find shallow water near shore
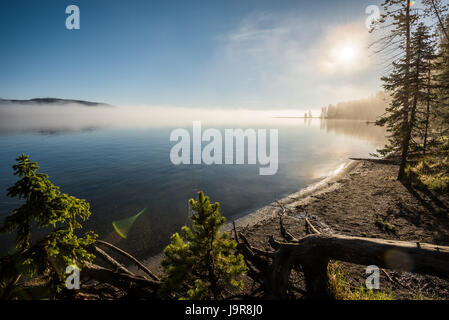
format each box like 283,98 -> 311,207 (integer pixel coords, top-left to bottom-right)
0,118 -> 386,258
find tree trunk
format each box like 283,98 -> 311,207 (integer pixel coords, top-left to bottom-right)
399,0 -> 413,181
423,66 -> 431,155
270,234 -> 449,298
430,0 -> 449,43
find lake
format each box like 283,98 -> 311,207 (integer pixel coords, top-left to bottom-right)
0,117 -> 386,258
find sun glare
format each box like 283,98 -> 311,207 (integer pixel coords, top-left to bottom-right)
337,46 -> 356,64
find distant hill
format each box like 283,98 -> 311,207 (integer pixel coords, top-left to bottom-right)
0,98 -> 111,107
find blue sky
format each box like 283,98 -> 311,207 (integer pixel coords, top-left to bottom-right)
0,0 -> 384,110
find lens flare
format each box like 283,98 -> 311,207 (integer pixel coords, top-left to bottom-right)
112,208 -> 147,239
384,249 -> 413,272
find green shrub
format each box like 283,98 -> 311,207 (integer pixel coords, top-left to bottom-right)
0,155 -> 97,296
159,191 -> 247,300
328,263 -> 393,300
408,155 -> 449,192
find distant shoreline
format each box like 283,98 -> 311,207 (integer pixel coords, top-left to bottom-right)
273,116 -> 322,119
273,117 -> 377,122
0,97 -> 111,107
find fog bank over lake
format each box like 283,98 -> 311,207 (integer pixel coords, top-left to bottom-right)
0,104 -> 386,258
0,103 -> 328,133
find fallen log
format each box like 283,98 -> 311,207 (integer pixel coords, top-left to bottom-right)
270,234 -> 449,299
82,263 -> 161,298
90,245 -> 135,276
95,240 -> 159,281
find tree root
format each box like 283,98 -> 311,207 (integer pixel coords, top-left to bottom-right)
95,240 -> 160,281
235,214 -> 449,299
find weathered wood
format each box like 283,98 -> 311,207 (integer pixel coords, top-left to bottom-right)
301,256 -> 330,299
0,274 -> 21,300
304,217 -> 320,235
271,234 -> 449,298
95,240 -> 159,281
91,245 -> 135,276
238,233 -> 274,260
82,263 -> 161,293
279,216 -> 298,242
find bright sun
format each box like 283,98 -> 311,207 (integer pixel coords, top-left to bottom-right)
337,46 -> 356,64
320,32 -> 369,74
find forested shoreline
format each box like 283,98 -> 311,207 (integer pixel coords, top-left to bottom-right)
320,92 -> 389,121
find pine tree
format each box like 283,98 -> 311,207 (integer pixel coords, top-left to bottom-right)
423,0 -> 449,42
421,59 -> 436,154
408,24 -> 436,155
373,0 -> 419,180
0,155 -> 97,295
377,22 -> 436,167
399,13 -> 449,192
159,191 -> 247,300
434,18 -> 449,134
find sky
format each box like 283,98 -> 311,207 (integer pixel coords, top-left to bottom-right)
0,0 -> 386,111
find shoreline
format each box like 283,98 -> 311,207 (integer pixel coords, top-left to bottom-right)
226,160 -> 358,231
120,159 -> 449,299
239,159 -> 449,299
135,160 -> 359,275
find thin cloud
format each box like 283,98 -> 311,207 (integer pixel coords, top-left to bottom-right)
211,12 -> 382,110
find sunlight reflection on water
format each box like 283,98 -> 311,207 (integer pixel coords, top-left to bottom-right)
0,118 -> 386,258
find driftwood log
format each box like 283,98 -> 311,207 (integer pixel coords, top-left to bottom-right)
79,241 -> 162,299
82,263 -> 160,298
85,222 -> 449,300
269,234 -> 449,299
95,240 -> 160,281
235,209 -> 449,299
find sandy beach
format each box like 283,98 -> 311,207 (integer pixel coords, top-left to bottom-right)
135,159 -> 449,299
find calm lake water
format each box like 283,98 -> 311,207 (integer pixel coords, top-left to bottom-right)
0,118 -> 386,258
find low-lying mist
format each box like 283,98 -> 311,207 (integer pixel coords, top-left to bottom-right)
0,103 -> 313,133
